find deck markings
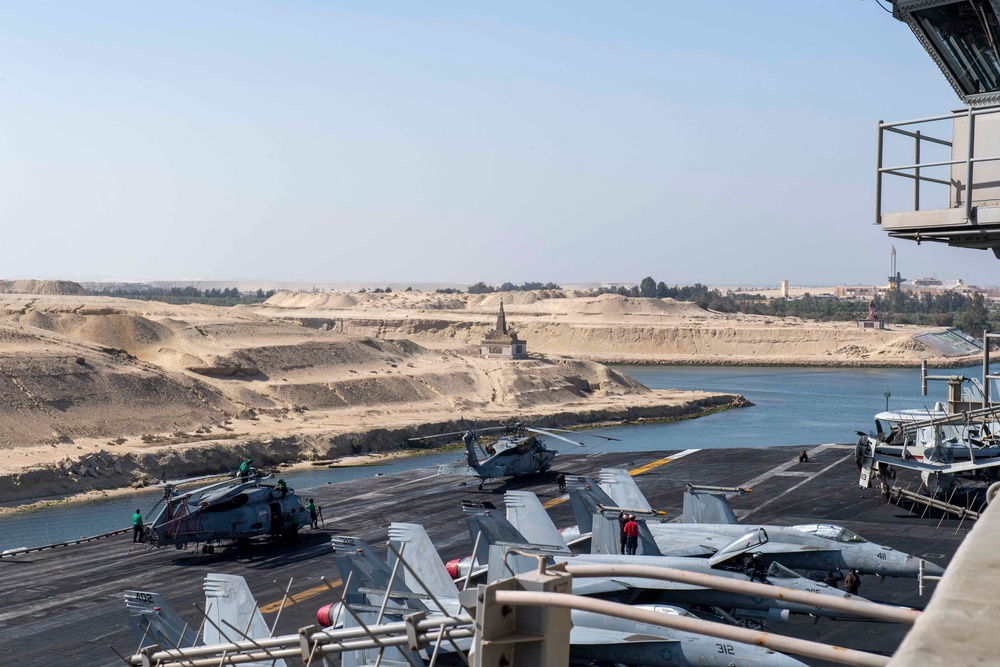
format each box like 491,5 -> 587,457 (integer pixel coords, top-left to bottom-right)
543,449 -> 701,508
260,579 -> 340,614
740,451 -> 852,521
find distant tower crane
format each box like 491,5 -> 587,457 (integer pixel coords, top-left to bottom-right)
887,246 -> 904,292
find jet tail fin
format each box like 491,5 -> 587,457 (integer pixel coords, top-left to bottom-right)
202,574 -> 287,667
591,511 -> 620,555
504,491 -> 571,553
682,488 -> 740,524
591,512 -> 660,556
464,505 -> 531,551
124,590 -> 199,651
388,522 -> 460,600
599,468 -> 653,511
567,476 -> 613,534
331,535 -> 429,612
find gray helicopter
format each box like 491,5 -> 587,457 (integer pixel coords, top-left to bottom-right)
143,469 -> 304,553
411,421 -> 619,490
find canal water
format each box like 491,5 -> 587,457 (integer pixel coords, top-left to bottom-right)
0,364 -> 984,549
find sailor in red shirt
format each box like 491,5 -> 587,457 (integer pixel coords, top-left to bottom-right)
623,514 -> 639,555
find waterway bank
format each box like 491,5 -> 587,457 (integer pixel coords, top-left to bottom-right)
579,356 -> 980,368
0,362 -> 977,549
0,391 -> 745,508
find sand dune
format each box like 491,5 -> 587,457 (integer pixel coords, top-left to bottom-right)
0,288 -> 969,503
255,290 -> 969,365
0,293 -> 736,502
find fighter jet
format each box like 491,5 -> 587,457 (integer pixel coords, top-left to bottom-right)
464,502 -> 868,622
124,574 -> 286,667
328,525 -> 808,667
561,469 -> 945,579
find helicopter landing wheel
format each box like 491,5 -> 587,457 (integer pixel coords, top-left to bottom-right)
202,544 -> 215,555
478,483 -> 484,490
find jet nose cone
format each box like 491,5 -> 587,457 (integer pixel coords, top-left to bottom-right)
763,651 -> 810,667
921,559 -> 946,577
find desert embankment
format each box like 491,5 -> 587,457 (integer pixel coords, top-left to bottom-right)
0,290 -> 751,503
0,286 -> 972,503
254,289 -> 967,366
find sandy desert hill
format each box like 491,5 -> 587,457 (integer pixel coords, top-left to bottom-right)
0,284 -> 970,503
0,288 -> 740,502
253,290 -> 959,366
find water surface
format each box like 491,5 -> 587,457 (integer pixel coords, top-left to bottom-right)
1,364 -> 983,549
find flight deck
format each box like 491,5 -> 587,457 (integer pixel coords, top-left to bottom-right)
0,444 -> 970,667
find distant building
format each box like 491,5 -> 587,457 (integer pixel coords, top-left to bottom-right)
480,301 -> 527,359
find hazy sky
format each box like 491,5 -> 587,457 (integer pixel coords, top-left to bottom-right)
2,1 -> 996,286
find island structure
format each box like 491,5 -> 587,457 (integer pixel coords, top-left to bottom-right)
480,301 -> 527,359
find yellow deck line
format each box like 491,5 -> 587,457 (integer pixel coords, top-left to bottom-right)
260,579 -> 341,614
543,455 -> 679,508
626,456 -> 677,476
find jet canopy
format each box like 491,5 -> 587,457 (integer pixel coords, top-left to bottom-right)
766,561 -> 805,581
790,524 -> 868,544
708,527 -> 769,567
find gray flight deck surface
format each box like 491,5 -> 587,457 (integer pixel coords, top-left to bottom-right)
0,445 -> 967,666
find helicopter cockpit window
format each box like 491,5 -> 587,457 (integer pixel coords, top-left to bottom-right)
912,1 -> 1000,96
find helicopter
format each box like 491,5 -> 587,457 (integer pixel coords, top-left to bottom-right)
410,421 -> 620,490
142,468 -> 304,553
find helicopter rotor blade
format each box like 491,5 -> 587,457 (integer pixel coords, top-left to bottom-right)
532,427 -> 622,442
407,425 -> 509,442
150,473 -> 224,488
524,427 -> 586,447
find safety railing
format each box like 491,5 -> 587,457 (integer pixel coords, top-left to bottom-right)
119,558 -> 921,667
876,106 -> 1000,226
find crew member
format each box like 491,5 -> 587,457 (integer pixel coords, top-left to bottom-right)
289,508 -> 300,542
824,567 -> 845,589
799,450 -> 809,463
743,552 -> 767,583
307,499 -> 319,529
132,508 -> 144,544
556,472 -> 567,493
844,568 -> 861,595
618,511 -> 629,555
239,458 -> 253,482
276,478 -> 288,498
623,514 -> 639,555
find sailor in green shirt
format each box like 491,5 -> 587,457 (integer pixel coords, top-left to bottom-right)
289,508 -> 300,542
239,458 -> 252,482
307,499 -> 318,529
132,509 -> 143,544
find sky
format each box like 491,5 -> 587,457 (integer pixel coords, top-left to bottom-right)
1,1 -> 997,287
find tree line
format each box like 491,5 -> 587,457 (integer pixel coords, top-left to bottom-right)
95,285 -> 277,306
467,281 -> 561,294
618,276 -> 996,336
